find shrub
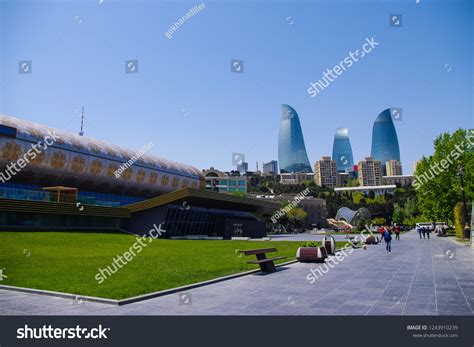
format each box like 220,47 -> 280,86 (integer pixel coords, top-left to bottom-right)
453,202 -> 466,239
372,217 -> 386,225
302,241 -> 319,247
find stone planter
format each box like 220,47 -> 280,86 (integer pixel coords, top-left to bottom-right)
296,246 -> 327,263
322,235 -> 336,255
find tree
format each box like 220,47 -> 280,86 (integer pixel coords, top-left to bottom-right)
392,203 -> 405,225
372,217 -> 386,225
415,129 -> 473,223
287,207 -> 308,230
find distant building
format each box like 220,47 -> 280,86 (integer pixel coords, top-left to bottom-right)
278,104 -> 312,173
202,168 -> 247,193
386,160 -> 403,176
280,172 -> 314,185
336,172 -> 350,187
237,162 -> 248,172
256,194 -> 327,229
371,109 -> 401,175
358,157 -> 382,186
314,156 -> 337,188
332,127 -> 354,172
383,175 -> 414,188
334,185 -> 397,196
263,160 -> 278,175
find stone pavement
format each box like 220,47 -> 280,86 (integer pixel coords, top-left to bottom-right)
1,231 -> 473,315
270,233 -> 351,242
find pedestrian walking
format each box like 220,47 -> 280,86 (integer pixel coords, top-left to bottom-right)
394,224 -> 400,240
383,227 -> 392,254
422,227 -> 426,239
427,224 -> 433,239
379,226 -> 385,243
417,225 -> 422,239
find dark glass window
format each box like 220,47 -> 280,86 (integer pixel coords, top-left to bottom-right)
0,125 -> 17,138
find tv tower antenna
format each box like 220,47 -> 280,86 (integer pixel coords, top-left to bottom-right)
79,106 -> 84,136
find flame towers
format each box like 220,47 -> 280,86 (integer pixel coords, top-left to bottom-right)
332,127 -> 354,172
278,104 -> 312,173
370,108 -> 401,174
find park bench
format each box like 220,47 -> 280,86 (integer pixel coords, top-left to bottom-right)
239,247 -> 286,273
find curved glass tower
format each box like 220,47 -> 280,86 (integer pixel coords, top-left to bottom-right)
370,108 -> 401,173
332,127 -> 354,172
278,104 -> 312,173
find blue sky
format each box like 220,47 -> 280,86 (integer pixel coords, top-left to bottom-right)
0,0 -> 472,174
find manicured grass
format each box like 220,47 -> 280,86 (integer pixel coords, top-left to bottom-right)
0,232 -> 345,300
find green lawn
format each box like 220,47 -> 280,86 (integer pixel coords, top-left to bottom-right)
0,232 -> 338,300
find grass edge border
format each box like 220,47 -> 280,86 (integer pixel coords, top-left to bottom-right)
0,260 -> 299,306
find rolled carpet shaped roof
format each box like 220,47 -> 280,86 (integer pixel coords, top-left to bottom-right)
0,114 -> 205,197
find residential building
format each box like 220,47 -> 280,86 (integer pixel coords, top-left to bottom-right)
280,172 -> 314,184
314,156 -> 337,188
263,160 -> 278,175
334,185 -> 397,196
386,160 -> 403,176
237,162 -> 248,172
358,157 -> 382,186
336,172 -> 350,187
383,175 -> 414,188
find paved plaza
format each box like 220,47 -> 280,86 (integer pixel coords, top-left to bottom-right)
1,231 -> 473,315
270,233 -> 353,242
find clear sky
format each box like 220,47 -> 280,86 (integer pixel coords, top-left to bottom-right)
0,0 -> 472,174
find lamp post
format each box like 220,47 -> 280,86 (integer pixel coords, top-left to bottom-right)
457,164 -> 470,239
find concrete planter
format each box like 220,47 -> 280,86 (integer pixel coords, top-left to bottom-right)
322,235 -> 336,255
296,246 -> 327,263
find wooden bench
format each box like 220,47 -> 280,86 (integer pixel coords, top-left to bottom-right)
239,247 -> 286,273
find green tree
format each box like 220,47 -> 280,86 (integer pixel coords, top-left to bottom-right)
415,129 -> 473,223
392,203 -> 405,225
287,207 -> 308,230
372,217 -> 386,225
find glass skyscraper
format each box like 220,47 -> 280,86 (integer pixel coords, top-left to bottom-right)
370,108 -> 401,174
278,104 -> 312,173
332,127 -> 354,172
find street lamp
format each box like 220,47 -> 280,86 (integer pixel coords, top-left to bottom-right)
457,164 -> 470,239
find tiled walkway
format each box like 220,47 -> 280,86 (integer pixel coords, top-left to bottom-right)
1,231 -> 473,315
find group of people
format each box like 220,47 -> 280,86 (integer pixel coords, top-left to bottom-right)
378,224 -> 400,255
415,222 -> 450,238
416,225 -> 432,239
